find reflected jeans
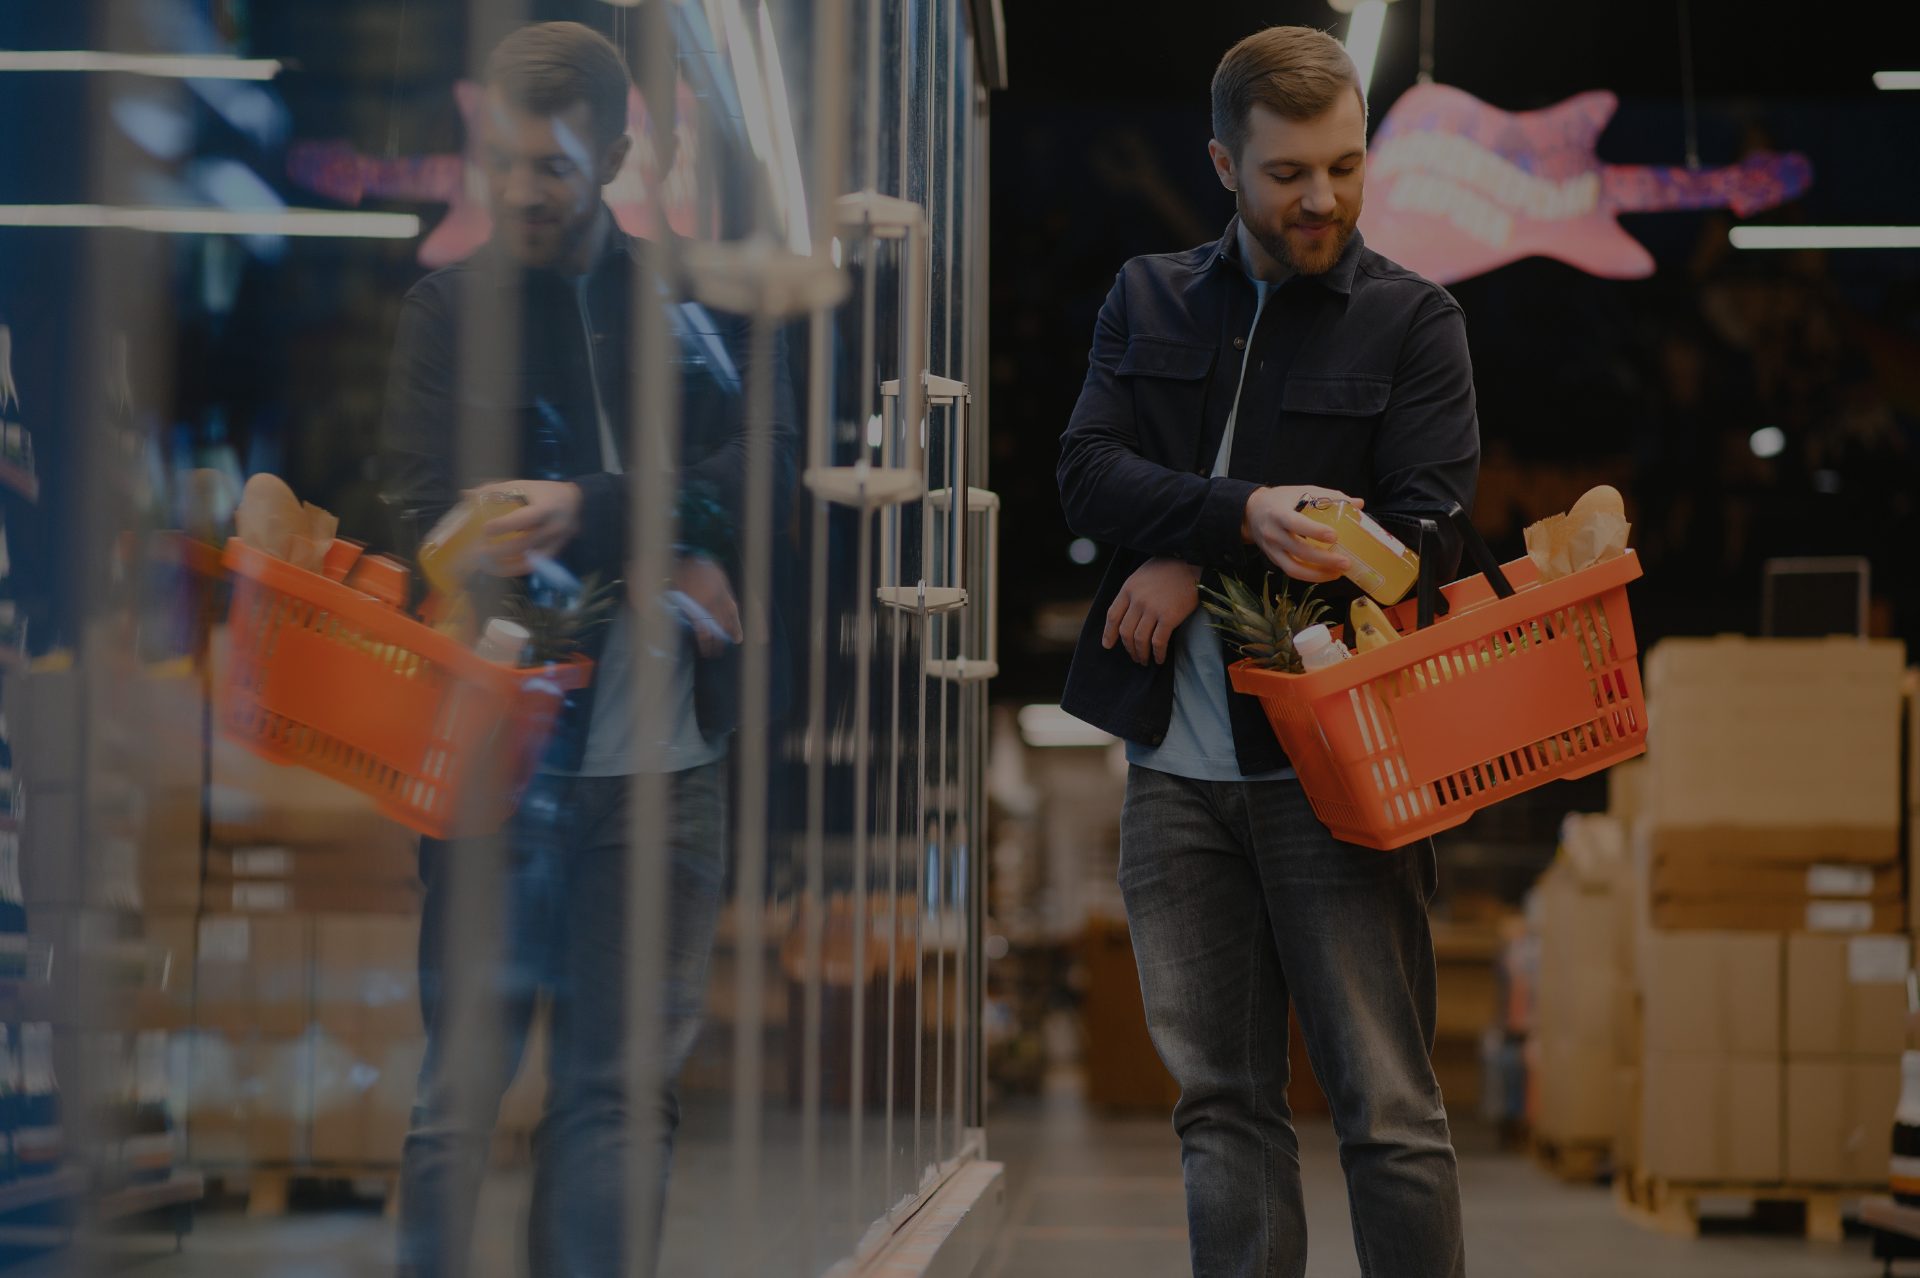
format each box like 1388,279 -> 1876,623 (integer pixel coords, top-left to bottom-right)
1118,766 -> 1464,1278
398,763 -> 727,1278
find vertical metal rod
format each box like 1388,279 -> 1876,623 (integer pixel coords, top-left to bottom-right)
882,573 -> 905,1212
800,302 -> 830,1271
802,3 -> 852,1263
729,312 -> 777,1278
848,486 -> 874,1235
625,6 -> 682,1275
911,608 -> 928,1188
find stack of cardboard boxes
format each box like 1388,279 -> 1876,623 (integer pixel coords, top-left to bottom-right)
5,651 -> 431,1178
178,739 -> 425,1171
1527,814 -> 1624,1153
1621,636 -> 1909,1186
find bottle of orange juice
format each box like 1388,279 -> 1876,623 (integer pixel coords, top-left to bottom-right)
418,491 -> 527,596
1294,496 -> 1420,605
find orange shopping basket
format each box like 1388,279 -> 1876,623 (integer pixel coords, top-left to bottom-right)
1228,505 -> 1645,850
218,539 -> 592,839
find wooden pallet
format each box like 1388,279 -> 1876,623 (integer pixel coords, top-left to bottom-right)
1613,1167 -> 1879,1242
1530,1135 -> 1610,1184
202,1165 -> 400,1219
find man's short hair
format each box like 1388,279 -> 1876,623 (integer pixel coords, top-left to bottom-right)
486,21 -> 631,150
1211,26 -> 1364,160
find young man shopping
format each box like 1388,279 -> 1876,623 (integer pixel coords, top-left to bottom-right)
381,21 -> 794,1277
1057,26 -> 1477,1278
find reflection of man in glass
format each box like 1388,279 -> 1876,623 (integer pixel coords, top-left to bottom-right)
381,22 -> 794,1276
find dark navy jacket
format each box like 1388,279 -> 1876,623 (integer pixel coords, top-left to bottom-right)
1056,219 -> 1480,774
379,217 -> 798,770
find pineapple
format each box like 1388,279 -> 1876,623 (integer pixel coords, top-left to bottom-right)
500,573 -> 621,665
1199,574 -> 1329,674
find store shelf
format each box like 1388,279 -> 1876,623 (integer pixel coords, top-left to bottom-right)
0,462 -> 37,505
95,1170 -> 203,1223
0,1169 -> 84,1217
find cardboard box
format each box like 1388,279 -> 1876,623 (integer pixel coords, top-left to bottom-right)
1436,960 -> 1500,1041
1081,918 -> 1180,1112
1651,857 -> 1901,902
1533,863 -> 1617,1045
1640,1054 -> 1782,1181
194,914 -> 313,1037
1640,932 -> 1781,1057
1607,758 -> 1647,836
206,844 -> 420,887
311,1032 -> 423,1166
1786,1059 -> 1900,1184
19,788 -> 83,907
248,1035 -> 314,1164
1651,898 -> 1904,934
209,738 -> 418,861
1649,824 -> 1898,865
132,913 -> 197,1031
314,915 -> 422,1044
1535,1035 -> 1614,1143
1786,933 -> 1911,1058
200,880 -> 421,916
5,665 -> 82,789
1644,637 -> 1905,832
1614,1065 -> 1642,1171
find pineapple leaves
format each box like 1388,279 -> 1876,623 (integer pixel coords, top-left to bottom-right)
501,572 -> 622,665
1199,574 -> 1328,675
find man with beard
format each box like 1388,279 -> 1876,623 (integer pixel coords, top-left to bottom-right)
382,20 -> 794,1278
1056,25 -> 1476,1278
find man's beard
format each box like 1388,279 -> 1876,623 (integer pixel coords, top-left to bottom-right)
1237,189 -> 1358,276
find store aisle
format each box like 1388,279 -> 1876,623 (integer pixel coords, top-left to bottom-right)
979,1080 -> 1875,1278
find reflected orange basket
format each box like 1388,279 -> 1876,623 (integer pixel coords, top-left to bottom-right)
217,539 -> 591,839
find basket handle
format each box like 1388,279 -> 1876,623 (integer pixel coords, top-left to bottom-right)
1379,502 -> 1513,631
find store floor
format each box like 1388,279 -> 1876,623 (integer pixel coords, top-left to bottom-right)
91,1084 -> 1880,1276
981,1080 -> 1876,1278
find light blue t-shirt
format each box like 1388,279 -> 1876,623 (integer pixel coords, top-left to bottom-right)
1129,275 -> 1295,784
549,275 -> 726,778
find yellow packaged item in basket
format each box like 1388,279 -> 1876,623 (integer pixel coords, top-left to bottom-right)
1294,497 -> 1420,604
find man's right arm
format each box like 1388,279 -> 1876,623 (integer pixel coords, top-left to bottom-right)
378,288 -> 459,561
1056,269 -> 1259,569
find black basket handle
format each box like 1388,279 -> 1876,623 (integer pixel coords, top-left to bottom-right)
1375,502 -> 1512,631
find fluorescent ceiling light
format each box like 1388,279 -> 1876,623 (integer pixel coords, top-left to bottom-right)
0,51 -> 282,80
1344,0 -> 1389,94
1873,71 -> 1920,90
1730,225 -> 1920,251
0,205 -> 419,239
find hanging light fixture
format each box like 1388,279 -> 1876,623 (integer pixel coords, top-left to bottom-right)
1326,0 -> 1400,96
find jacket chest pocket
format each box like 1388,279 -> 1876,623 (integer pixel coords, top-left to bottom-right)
1116,336 -> 1215,459
1281,373 -> 1392,426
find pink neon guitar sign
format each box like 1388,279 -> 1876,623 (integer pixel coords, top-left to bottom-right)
1361,84 -> 1813,283
289,79 -> 706,267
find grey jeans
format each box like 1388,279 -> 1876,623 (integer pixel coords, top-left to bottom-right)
1119,765 -> 1464,1278
399,762 -> 727,1278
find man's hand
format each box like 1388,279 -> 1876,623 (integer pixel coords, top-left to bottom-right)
671,553 -> 744,659
1102,557 -> 1202,666
469,480 -> 582,576
1241,485 -> 1363,583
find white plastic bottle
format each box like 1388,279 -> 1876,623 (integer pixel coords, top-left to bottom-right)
1294,624 -> 1350,672
475,617 -> 532,667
